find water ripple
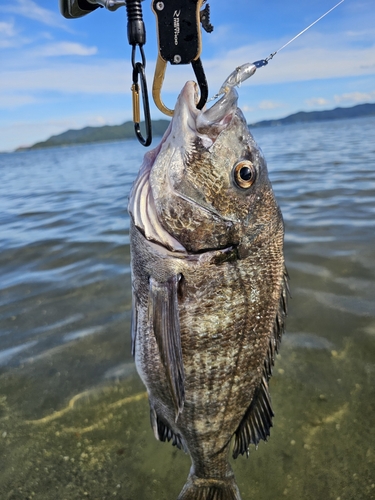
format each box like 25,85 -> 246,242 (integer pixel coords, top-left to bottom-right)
0,121 -> 374,373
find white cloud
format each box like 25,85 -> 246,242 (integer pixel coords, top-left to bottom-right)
0,20 -> 22,48
0,93 -> 37,108
305,97 -> 330,107
345,30 -> 375,38
1,0 -> 67,29
33,42 -> 98,57
334,91 -> 375,104
0,20 -> 16,37
258,100 -> 283,110
0,59 -> 130,97
242,105 -> 255,112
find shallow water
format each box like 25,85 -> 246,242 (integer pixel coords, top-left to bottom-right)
0,117 -> 374,499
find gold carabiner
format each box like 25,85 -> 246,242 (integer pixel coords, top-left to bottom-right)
131,83 -> 141,124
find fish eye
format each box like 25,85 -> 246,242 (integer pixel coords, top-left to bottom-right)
233,161 -> 256,189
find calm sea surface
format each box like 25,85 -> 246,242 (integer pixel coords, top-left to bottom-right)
0,117 -> 374,499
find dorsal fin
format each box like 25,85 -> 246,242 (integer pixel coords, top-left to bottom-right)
149,274 -> 185,418
264,267 -> 289,380
232,376 -> 273,458
233,267 -> 290,458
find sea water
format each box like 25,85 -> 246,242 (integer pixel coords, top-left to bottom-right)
0,117 -> 374,499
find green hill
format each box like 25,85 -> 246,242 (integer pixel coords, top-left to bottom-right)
26,120 -> 170,150
19,102 -> 375,151
250,103 -> 375,127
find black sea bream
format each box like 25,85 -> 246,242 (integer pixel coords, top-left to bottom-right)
128,81 -> 288,500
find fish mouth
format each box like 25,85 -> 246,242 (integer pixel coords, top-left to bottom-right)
171,81 -> 239,148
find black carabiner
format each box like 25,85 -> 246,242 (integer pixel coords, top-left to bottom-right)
132,61 -> 152,147
126,0 -> 152,146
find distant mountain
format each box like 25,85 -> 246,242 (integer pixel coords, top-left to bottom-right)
23,120 -> 170,150
250,102 -> 375,128
18,102 -> 375,151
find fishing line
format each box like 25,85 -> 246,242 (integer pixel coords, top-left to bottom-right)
265,0 -> 345,63
212,0 -> 345,99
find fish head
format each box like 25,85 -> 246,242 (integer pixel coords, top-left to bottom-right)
134,81 -> 282,254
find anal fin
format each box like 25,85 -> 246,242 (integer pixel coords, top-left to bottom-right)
149,274 -> 185,417
232,376 -> 274,459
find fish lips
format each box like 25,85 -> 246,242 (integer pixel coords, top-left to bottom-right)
169,81 -> 239,148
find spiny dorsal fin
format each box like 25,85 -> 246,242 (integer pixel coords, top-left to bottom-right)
149,274 -> 185,418
264,266 -> 289,380
232,376 -> 274,459
150,406 -> 187,452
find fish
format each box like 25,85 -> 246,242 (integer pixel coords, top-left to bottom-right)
128,81 -> 288,500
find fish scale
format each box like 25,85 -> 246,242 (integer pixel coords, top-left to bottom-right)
128,81 -> 288,499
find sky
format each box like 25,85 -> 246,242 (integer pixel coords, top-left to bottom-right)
0,0 -> 374,151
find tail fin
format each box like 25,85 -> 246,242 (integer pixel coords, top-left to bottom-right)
177,474 -> 241,500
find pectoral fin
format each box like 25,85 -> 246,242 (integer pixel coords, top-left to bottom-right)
130,292 -> 139,358
149,275 -> 185,417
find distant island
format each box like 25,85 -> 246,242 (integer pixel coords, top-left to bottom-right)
250,102 -> 375,128
18,102 -> 375,151
19,120 -> 171,151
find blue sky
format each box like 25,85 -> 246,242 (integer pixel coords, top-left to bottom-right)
0,0 -> 374,151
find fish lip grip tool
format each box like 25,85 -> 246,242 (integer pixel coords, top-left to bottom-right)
152,0 -> 212,117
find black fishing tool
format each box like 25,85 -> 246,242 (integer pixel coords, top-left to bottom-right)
152,0 -> 213,116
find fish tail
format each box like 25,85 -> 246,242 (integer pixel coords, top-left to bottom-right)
177,474 -> 242,500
